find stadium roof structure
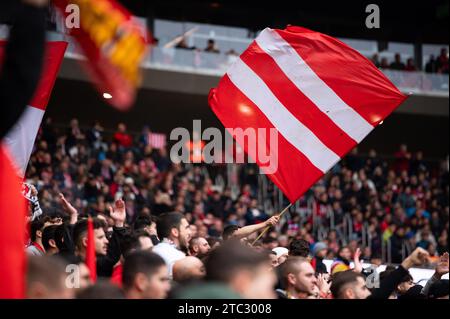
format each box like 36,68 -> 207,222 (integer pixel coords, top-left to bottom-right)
120,0 -> 449,44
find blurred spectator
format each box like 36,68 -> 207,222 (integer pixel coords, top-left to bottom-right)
122,251 -> 170,299
26,256 -> 74,299
204,39 -> 220,53
394,144 -> 411,173
380,57 -> 390,69
113,123 -> 133,148
390,53 -> 406,70
436,48 -> 449,74
204,240 -> 276,298
371,53 -> 380,68
405,58 -> 417,71
175,37 -> 196,50
425,55 -> 437,73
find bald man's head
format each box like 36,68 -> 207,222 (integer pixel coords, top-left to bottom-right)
173,257 -> 206,283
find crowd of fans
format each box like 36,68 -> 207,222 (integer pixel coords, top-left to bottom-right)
371,48 -> 449,74
21,118 -> 449,299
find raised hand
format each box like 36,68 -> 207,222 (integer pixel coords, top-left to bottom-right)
402,247 -> 430,269
59,193 -> 78,224
265,215 -> 280,227
109,199 -> 126,227
435,252 -> 449,278
317,273 -> 331,297
353,247 -> 363,273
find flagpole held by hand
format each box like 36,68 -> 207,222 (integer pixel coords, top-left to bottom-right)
251,202 -> 293,246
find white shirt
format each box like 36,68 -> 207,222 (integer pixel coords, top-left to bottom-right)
152,239 -> 186,277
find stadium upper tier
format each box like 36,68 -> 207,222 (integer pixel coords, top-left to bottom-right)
0,17 -> 448,98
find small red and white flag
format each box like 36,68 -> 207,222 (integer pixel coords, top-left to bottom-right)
86,216 -> 97,283
148,132 -> 167,150
1,41 -> 67,177
209,26 -> 408,203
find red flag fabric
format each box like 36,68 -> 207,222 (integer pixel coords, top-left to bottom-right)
86,216 -> 97,283
1,41 -> 67,176
0,41 -> 66,299
0,145 -> 27,298
208,26 -> 408,203
53,0 -> 149,111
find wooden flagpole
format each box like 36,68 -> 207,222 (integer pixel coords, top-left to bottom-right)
251,202 -> 293,246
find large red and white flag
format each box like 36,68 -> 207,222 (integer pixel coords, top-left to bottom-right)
0,41 -> 67,177
209,26 -> 408,203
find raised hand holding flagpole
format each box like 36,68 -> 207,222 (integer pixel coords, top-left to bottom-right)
251,202 -> 293,246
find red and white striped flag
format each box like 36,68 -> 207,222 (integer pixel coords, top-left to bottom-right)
1,41 -> 67,177
209,26 -> 408,203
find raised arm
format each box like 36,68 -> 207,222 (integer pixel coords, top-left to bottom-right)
369,247 -> 429,299
59,193 -> 78,225
421,252 -> 449,296
233,215 -> 280,239
97,199 -> 128,277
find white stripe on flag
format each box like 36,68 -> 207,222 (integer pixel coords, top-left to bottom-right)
3,106 -> 45,177
227,57 -> 340,173
255,28 -> 373,143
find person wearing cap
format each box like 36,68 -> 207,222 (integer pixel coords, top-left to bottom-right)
311,242 -> 328,274
272,247 -> 289,266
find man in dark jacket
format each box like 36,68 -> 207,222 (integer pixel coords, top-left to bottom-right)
72,199 -> 128,277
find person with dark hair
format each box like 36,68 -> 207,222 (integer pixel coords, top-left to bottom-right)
206,237 -> 222,249
26,256 -> 74,299
110,230 -> 154,288
153,212 -> 192,276
122,251 -> 170,299
278,257 -> 319,299
53,223 -> 75,260
26,218 -> 46,256
395,273 -> 416,297
72,199 -> 127,277
331,247 -> 430,299
189,236 -> 211,258
133,214 -> 159,245
289,239 -> 310,257
425,55 -> 437,73
390,53 -> 406,70
204,240 -> 276,298
330,270 -> 370,299
204,39 -> 220,53
42,224 -> 59,255
311,242 -> 328,274
222,215 -> 279,241
76,280 -> 125,299
222,225 -> 240,241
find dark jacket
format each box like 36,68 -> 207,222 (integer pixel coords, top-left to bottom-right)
97,226 -> 127,277
312,256 -> 328,274
369,265 -> 410,299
